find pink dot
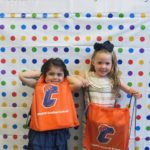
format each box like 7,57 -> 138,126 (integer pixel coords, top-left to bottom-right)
140,37 -> 145,42
128,60 -> 133,65
32,36 -> 37,41
75,36 -> 80,41
135,137 -> 140,141
118,36 -> 123,42
53,36 -> 58,41
13,135 -> 18,139
136,115 -> 141,120
12,92 -> 17,97
12,113 -> 17,118
11,70 -> 16,75
85,59 -> 91,64
138,71 -> 144,76
1,58 -> 6,64
10,36 -> 16,41
42,59 -> 47,63
96,36 -> 102,41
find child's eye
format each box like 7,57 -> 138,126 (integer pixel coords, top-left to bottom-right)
106,62 -> 110,65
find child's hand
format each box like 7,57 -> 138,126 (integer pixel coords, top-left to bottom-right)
81,79 -> 89,88
130,88 -> 142,99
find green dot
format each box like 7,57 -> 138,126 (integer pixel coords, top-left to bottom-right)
146,126 -> 150,131
23,124 -> 28,129
53,25 -> 59,30
1,81 -> 6,86
118,48 -> 123,53
97,25 -> 102,30
75,47 -> 80,52
32,13 -> 37,18
32,47 -> 37,52
10,24 -> 16,29
119,13 -> 124,18
2,113 -> 7,118
127,82 -> 132,87
141,25 -> 145,30
75,13 -> 80,18
74,136 -> 78,140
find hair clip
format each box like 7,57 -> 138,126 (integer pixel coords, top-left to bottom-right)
94,41 -> 114,52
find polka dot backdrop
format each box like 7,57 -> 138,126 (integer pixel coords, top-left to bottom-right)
0,8 -> 150,150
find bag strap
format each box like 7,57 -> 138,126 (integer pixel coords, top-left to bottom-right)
129,96 -> 137,148
26,107 -> 31,129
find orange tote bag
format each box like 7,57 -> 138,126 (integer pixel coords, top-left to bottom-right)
83,103 -> 130,150
30,76 -> 79,131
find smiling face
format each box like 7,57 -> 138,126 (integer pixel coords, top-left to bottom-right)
92,52 -> 112,77
45,66 -> 65,83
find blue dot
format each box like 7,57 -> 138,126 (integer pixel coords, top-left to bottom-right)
22,92 -> 27,97
146,115 -> 150,120
1,47 -> 6,52
64,47 -> 69,52
119,25 -> 124,30
130,13 -> 135,18
21,13 -> 26,18
2,92 -> 6,97
64,25 -> 70,30
0,13 -> 5,18
21,25 -> 27,30
23,145 -> 28,149
86,13 -> 91,18
3,145 -> 8,149
64,13 -> 69,18
148,83 -> 150,87
85,47 -> 91,53
108,13 -> 113,18
135,126 -> 140,131
118,59 -> 123,64
127,94 -> 131,98
42,47 -> 48,52
12,124 -> 17,129
32,59 -> 37,64
21,47 -> 26,52
22,59 -> 27,64
145,147 -> 150,150
137,104 -> 142,109
43,13 -> 48,18
32,25 -> 37,30
75,25 -> 80,30
108,25 -> 113,30
23,114 -> 27,118
128,48 -> 134,53
64,59 -> 69,64
74,59 -> 80,64
148,94 -> 150,99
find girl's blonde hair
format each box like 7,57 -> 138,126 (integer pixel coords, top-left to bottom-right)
90,47 -> 120,96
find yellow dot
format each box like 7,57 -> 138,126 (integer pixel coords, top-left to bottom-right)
135,147 -> 139,150
74,70 -> 80,75
96,13 -> 102,18
137,82 -> 143,87
0,35 -> 6,41
2,124 -> 7,128
11,59 -> 16,64
2,102 -> 7,107
12,80 -> 17,86
139,59 -> 144,65
108,36 -> 113,41
141,13 -> 146,18
42,36 -> 48,41
22,103 -> 27,108
13,145 -> 18,149
10,13 -> 16,18
64,36 -> 70,41
53,13 -> 59,18
21,36 -> 26,41
147,104 -> 150,110
129,36 -> 134,42
74,146 -> 78,150
86,36 -> 91,41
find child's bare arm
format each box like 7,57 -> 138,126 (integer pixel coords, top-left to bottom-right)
19,70 -> 41,88
119,80 -> 142,99
67,75 -> 89,92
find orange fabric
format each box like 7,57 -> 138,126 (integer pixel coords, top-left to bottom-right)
30,76 -> 79,131
83,103 -> 130,150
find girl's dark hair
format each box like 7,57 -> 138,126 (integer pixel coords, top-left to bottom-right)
41,58 -> 69,78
